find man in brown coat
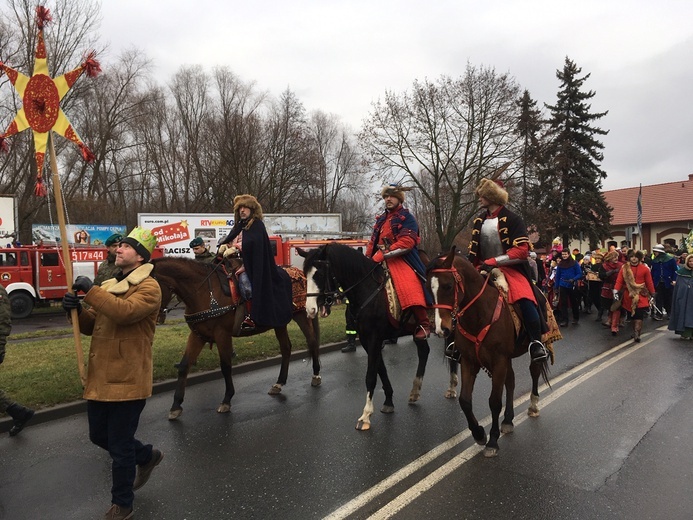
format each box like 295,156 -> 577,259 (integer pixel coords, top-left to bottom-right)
63,227 -> 162,520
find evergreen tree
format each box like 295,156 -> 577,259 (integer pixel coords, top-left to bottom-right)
532,57 -> 612,248
515,90 -> 544,230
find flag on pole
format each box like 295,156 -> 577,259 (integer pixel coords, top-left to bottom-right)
636,184 -> 643,239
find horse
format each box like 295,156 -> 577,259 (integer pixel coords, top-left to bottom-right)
427,247 -> 551,457
299,243 -> 456,431
151,256 -> 321,420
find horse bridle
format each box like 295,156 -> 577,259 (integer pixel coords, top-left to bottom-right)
430,266 -> 504,366
306,254 -> 385,316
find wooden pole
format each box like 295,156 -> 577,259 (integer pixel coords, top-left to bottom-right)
48,133 -> 86,387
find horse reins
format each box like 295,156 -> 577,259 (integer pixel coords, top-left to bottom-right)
431,267 -> 504,369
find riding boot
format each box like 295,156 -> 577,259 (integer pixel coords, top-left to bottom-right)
633,319 -> 643,343
412,306 -> 430,340
242,300 -> 255,330
525,318 -> 548,362
7,403 -> 35,437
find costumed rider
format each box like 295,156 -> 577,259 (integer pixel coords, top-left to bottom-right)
94,233 -> 123,286
469,178 -> 549,363
189,236 -> 215,263
217,194 -> 293,331
366,184 -> 432,341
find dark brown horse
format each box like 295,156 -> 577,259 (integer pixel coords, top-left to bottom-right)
427,247 -> 551,457
151,256 -> 321,420
299,243 -> 455,431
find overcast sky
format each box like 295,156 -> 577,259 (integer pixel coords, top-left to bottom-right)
100,0 -> 693,191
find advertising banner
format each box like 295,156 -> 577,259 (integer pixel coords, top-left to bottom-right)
31,224 -> 128,246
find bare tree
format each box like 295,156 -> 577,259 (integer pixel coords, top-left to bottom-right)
360,63 -> 522,251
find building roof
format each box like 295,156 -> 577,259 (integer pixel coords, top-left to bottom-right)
603,174 -> 693,226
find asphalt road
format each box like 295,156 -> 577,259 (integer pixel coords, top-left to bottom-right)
1,315 -> 693,519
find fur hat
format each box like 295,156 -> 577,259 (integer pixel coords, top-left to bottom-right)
652,243 -> 666,254
121,227 -> 157,263
602,250 -> 619,263
233,194 -> 263,222
380,184 -> 413,203
475,178 -> 508,206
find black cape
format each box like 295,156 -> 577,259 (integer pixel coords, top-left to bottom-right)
224,219 -> 292,327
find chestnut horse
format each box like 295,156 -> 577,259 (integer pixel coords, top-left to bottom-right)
299,243 -> 456,431
427,247 -> 551,457
151,256 -> 321,420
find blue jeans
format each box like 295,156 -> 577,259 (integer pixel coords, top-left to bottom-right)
87,400 -> 152,508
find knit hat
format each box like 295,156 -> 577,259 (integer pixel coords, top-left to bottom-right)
380,184 -> 413,203
120,227 -> 157,263
233,194 -> 263,222
652,243 -> 666,254
189,236 -> 204,248
104,233 -> 123,247
475,178 -> 508,206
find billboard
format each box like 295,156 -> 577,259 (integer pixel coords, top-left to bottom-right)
31,224 -> 128,246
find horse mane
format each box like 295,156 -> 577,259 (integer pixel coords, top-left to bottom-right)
324,243 -> 379,283
151,256 -> 218,283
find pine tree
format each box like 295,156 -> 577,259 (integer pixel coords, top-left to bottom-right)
532,57 -> 612,248
515,90 -> 544,229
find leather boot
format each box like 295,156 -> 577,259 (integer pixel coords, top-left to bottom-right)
341,334 -> 357,352
7,404 -> 35,437
611,310 -> 621,335
412,306 -> 430,340
633,319 -> 643,343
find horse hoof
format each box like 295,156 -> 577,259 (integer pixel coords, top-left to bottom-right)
311,375 -> 322,387
444,390 -> 457,399
483,447 -> 499,458
501,423 -> 514,434
268,384 -> 282,395
381,405 -> 395,414
356,420 -> 371,431
528,408 -> 540,418
168,409 -> 182,420
408,393 -> 420,403
216,403 -> 231,413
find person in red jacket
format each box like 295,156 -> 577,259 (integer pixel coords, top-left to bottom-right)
614,249 -> 655,342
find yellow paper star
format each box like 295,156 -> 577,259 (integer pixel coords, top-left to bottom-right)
0,6 -> 100,196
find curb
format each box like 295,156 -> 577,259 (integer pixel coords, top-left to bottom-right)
1,341 -> 347,434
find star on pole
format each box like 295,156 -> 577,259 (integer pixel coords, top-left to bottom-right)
0,6 -> 100,196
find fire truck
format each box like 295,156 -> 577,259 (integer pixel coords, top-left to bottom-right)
267,236 -> 369,268
0,244 -> 164,319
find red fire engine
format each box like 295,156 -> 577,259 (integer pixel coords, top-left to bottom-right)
0,244 -> 163,319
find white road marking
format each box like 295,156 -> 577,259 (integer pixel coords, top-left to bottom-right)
323,331 -> 660,520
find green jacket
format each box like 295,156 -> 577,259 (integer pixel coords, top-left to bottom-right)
94,258 -> 120,286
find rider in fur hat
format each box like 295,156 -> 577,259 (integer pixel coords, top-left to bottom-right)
468,178 -> 550,362
218,194 -> 292,330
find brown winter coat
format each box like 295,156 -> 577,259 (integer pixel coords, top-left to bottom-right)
77,263 -> 161,401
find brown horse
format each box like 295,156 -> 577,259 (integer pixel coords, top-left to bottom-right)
151,256 -> 321,420
427,247 -> 551,457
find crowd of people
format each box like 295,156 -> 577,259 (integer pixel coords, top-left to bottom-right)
536,239 -> 693,342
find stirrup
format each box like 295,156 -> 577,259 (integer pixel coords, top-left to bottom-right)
528,340 -> 548,362
444,341 -> 461,362
241,315 -> 255,330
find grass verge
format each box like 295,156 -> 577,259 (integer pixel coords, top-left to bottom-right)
1,305 -> 347,411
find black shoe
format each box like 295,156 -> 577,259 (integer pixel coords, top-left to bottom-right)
559,321 -> 568,327
529,341 -> 548,362
133,449 -> 164,491
8,406 -> 34,437
652,314 -> 663,321
611,330 -> 617,336
572,319 -> 579,325
341,342 -> 356,353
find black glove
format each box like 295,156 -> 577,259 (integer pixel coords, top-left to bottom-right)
72,276 -> 93,294
62,292 -> 82,314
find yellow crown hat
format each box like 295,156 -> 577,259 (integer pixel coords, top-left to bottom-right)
121,227 -> 157,262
